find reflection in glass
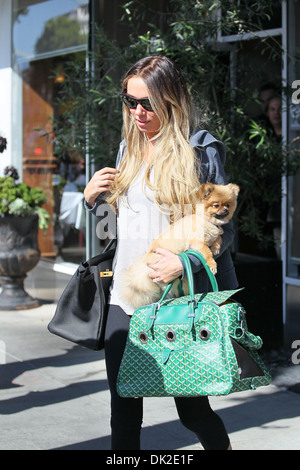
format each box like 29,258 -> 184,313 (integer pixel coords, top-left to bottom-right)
220,0 -> 282,36
13,0 -> 88,63
12,0 -> 89,264
288,0 -> 300,275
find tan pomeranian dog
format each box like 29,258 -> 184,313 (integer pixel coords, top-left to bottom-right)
121,183 -> 239,308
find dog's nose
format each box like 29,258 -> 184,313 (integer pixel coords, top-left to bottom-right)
215,208 -> 229,220
221,208 -> 229,216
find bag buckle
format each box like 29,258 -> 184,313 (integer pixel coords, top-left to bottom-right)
187,299 -> 196,332
234,319 -> 245,339
100,269 -> 113,277
145,302 -> 160,331
188,299 -> 196,316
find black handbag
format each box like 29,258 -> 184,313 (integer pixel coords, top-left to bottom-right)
48,240 -> 115,350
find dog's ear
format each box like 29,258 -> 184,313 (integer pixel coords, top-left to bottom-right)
200,183 -> 215,199
227,184 -> 240,197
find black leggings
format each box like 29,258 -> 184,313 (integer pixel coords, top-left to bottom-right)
104,304 -> 230,450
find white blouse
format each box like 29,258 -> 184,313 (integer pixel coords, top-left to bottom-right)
109,163 -> 170,315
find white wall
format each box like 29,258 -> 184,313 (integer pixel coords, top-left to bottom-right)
0,0 -> 24,178
0,0 -> 13,175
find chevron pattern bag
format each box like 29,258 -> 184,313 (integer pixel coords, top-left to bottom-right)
117,250 -> 271,397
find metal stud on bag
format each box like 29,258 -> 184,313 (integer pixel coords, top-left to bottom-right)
199,327 -> 211,341
138,331 -> 148,343
165,329 -> 176,342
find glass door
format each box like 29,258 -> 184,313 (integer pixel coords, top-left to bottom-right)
286,0 -> 300,277
12,0 -> 89,263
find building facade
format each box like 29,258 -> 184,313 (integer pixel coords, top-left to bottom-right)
0,0 -> 299,345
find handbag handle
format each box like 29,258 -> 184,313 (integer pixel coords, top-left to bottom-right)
146,250 -> 219,333
103,238 -> 115,253
184,249 -> 219,293
158,249 -> 218,305
145,250 -> 219,332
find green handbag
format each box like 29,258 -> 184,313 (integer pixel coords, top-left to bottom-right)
117,250 -> 272,398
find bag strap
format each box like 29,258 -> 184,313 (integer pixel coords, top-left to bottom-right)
184,249 -> 219,292
148,251 -> 219,333
102,238 -> 115,253
157,250 -> 218,306
178,252 -> 196,298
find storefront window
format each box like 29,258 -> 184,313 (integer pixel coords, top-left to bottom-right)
220,0 -> 282,36
13,0 -> 88,62
287,0 -> 300,278
12,0 -> 89,264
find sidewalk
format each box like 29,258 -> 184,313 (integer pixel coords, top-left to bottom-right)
0,261 -> 299,450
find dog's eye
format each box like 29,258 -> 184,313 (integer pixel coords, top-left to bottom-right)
213,204 -> 220,208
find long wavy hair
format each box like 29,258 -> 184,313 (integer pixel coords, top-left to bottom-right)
105,56 -> 201,218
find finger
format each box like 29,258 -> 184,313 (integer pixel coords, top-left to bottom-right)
94,172 -> 117,193
100,177 -> 115,187
147,263 -> 157,270
148,270 -> 156,279
94,181 -> 113,192
96,175 -> 116,186
100,173 -> 116,180
154,247 -> 169,256
99,185 -> 113,192
93,169 -> 117,183
97,167 -> 118,175
157,278 -> 168,285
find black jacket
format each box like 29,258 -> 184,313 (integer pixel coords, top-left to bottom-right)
188,130 -> 238,293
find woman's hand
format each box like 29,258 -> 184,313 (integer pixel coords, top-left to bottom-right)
84,167 -> 118,207
147,248 -> 183,284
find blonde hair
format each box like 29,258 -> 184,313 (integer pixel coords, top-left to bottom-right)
106,56 -> 201,218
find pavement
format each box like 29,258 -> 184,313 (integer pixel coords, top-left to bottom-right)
0,260 -> 300,451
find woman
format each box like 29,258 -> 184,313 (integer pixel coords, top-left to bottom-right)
84,56 -> 237,450
265,95 -> 282,257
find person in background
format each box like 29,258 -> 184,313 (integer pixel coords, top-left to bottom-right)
265,95 -> 282,257
266,95 -> 282,140
258,83 -> 277,119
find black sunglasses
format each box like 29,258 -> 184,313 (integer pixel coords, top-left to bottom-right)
119,93 -> 154,112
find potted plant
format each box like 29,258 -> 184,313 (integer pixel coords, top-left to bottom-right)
0,136 -> 7,153
0,153 -> 51,310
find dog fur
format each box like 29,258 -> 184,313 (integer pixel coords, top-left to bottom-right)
121,183 -> 239,308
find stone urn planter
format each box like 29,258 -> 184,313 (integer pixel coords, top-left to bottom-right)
0,215 -> 40,310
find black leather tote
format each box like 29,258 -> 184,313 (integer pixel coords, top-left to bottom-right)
48,240 -> 115,350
